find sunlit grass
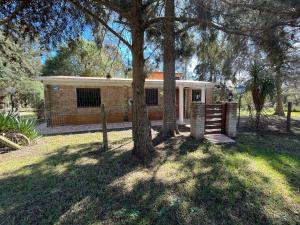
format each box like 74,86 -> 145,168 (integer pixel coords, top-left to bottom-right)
240,107 -> 300,118
0,130 -> 299,224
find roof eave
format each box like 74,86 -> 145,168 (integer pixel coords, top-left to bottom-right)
37,76 -> 215,88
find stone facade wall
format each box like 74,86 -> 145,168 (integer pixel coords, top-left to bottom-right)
190,102 -> 205,139
225,103 -> 237,137
44,84 -> 164,126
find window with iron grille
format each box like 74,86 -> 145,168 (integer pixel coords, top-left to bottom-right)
76,88 -> 101,108
192,90 -> 202,102
145,88 -> 158,105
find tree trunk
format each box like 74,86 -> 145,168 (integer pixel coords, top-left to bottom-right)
286,102 -> 292,132
0,135 -> 21,150
251,87 -> 265,130
255,111 -> 261,130
274,70 -> 285,116
162,0 -> 178,136
101,104 -> 108,150
131,20 -> 154,159
209,64 -> 213,82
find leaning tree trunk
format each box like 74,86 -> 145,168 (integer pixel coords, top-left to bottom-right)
131,20 -> 154,159
162,0 -> 177,136
274,69 -> 285,116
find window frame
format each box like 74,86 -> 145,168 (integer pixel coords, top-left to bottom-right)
192,89 -> 202,102
76,88 -> 101,108
145,88 -> 159,106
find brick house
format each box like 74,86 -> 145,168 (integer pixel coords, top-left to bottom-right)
39,72 -> 214,126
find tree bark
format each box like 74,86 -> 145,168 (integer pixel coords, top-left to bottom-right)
251,87 -> 264,130
209,64 -> 213,82
131,17 -> 154,159
101,104 -> 108,150
162,0 -> 178,136
286,102 -> 292,132
255,111 -> 261,130
274,69 -> 285,116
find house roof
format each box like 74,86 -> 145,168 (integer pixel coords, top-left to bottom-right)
38,76 -> 214,88
146,71 -> 182,80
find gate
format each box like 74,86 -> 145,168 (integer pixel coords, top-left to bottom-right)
205,104 -> 226,134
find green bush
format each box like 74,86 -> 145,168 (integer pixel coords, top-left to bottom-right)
0,113 -> 40,140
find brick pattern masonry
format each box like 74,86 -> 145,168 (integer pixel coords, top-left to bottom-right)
45,85 -> 164,126
44,84 -> 214,126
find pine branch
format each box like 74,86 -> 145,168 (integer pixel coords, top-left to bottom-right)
69,0 -> 132,49
0,0 -> 29,26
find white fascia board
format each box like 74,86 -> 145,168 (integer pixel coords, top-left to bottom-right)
37,76 -> 214,88
176,80 -> 214,88
38,76 -> 132,87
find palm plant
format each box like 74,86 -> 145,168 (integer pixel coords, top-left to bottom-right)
246,62 -> 275,130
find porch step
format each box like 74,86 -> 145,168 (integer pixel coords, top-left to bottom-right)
205,119 -> 222,124
206,104 -> 224,107
205,109 -> 222,114
205,114 -> 222,118
204,104 -> 225,135
205,124 -> 222,129
204,134 -> 236,144
205,129 -> 222,134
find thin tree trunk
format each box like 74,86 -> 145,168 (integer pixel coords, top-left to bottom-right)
213,68 -> 217,83
286,102 -> 292,132
131,19 -> 154,159
209,64 -> 213,82
251,87 -> 265,130
162,0 -> 178,136
255,111 -> 261,130
101,104 -> 108,150
274,69 -> 285,116
0,135 -> 21,150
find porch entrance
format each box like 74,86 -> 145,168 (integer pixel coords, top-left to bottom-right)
205,104 -> 226,134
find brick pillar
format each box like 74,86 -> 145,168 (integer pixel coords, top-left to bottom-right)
190,102 -> 205,140
225,102 -> 237,138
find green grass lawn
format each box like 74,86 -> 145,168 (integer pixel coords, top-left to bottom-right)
0,130 -> 300,225
240,108 -> 300,118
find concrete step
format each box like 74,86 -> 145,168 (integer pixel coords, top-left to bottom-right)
204,134 -> 236,144
205,129 -> 222,134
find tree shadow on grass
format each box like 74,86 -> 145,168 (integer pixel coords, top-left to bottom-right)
103,137 -> 297,225
0,133 -> 299,225
0,141 -> 141,225
178,136 -> 207,155
177,138 -> 299,224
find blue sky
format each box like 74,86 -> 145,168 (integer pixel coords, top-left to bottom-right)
41,24 -> 133,66
40,24 -> 197,78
